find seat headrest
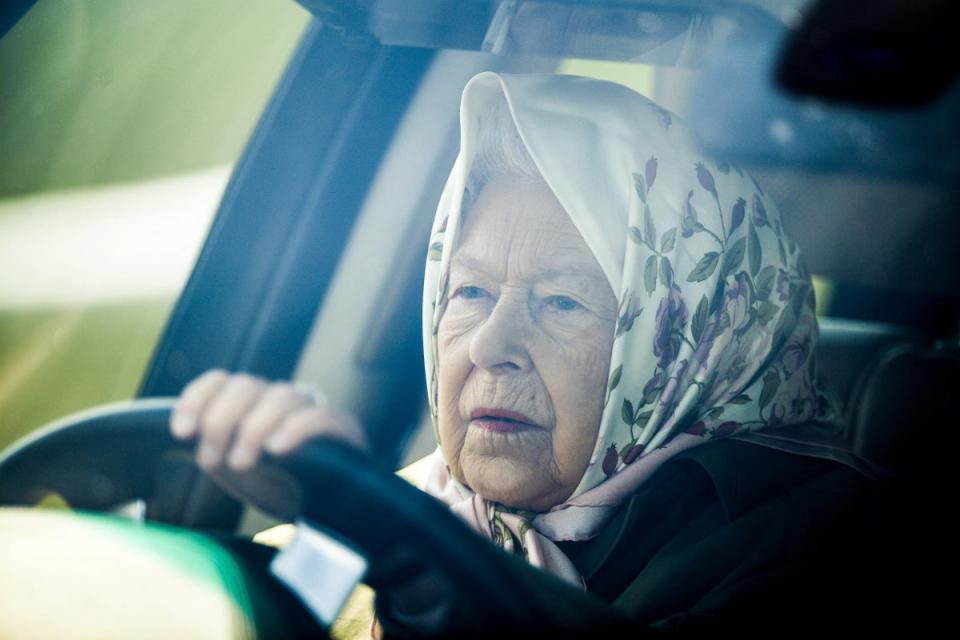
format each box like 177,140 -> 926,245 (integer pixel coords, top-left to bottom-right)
847,343 -> 960,488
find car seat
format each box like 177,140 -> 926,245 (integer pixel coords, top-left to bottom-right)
816,317 -> 959,489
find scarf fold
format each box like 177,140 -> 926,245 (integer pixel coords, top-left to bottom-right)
422,450 -> 586,588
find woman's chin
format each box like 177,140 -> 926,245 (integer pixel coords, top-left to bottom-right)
460,455 -> 564,512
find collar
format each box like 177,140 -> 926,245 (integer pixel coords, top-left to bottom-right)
673,434 -> 834,523
563,433 -> 835,581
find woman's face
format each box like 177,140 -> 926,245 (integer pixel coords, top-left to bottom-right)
437,176 -> 618,512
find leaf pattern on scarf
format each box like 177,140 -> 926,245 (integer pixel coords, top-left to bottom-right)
644,254 -> 658,293
615,290 -> 643,337
687,252 -> 720,281
661,228 -> 677,252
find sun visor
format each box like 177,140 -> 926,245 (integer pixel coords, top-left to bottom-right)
686,20 -> 960,185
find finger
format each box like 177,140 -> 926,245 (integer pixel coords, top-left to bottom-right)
264,405 -> 367,456
195,373 -> 268,469
171,369 -> 230,439
227,384 -> 310,471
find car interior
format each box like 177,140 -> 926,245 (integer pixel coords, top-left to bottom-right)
0,0 -> 957,637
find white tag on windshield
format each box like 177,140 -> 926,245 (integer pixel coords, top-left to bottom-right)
269,519 -> 368,626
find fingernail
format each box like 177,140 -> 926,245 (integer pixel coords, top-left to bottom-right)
264,432 -> 290,455
228,445 -> 256,471
171,412 -> 196,439
198,444 -> 221,469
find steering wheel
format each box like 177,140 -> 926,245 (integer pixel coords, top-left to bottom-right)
0,398 -> 557,632
0,398 -> 249,528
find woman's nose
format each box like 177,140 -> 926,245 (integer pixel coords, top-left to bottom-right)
468,294 -> 533,373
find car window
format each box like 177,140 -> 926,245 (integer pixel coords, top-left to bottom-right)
0,2 -> 955,633
0,0 -> 309,449
292,50 -> 838,464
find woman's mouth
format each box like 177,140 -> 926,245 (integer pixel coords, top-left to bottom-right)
469,408 -> 541,434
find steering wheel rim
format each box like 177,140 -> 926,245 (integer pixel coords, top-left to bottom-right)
0,399 -> 545,628
0,398 -> 245,530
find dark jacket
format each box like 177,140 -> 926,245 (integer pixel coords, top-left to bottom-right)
377,435 -> 946,637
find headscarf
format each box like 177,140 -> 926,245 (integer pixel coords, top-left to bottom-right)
419,72 -> 850,587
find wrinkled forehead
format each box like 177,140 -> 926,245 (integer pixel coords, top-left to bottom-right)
452,176 -> 610,286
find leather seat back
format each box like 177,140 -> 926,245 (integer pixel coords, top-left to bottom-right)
815,317 -> 959,487
847,343 -> 960,487
815,317 -> 921,419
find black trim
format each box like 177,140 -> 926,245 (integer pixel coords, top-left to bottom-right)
0,0 -> 36,39
140,21 -> 433,397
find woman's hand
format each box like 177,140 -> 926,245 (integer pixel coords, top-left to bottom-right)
169,369 -> 368,472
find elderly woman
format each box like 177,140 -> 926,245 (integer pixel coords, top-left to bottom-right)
172,72 -> 908,635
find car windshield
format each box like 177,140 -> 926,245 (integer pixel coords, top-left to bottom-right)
3,0 -> 955,454
291,0 -> 960,467
0,0 -> 957,637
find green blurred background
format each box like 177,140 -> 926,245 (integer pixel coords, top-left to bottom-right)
0,0 -> 309,449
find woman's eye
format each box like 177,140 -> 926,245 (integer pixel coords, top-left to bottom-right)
546,295 -> 582,312
454,286 -> 488,300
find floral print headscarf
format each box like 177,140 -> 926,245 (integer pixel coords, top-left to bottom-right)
420,72 -> 835,586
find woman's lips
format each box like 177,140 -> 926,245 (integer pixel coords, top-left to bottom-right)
469,408 -> 542,434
